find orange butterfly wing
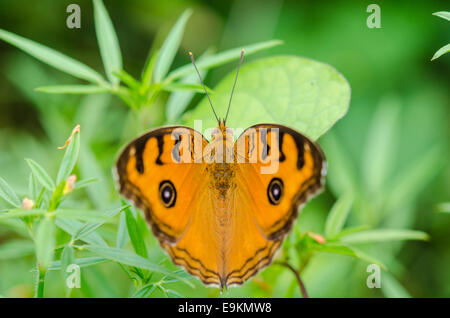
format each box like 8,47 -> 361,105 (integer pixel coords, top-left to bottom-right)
222,124 -> 326,285
116,126 -> 225,285
235,124 -> 326,240
116,126 -> 209,243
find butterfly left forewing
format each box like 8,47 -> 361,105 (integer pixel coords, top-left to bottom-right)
116,126 -> 209,243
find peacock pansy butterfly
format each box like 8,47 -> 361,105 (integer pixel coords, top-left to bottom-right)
115,50 -> 327,289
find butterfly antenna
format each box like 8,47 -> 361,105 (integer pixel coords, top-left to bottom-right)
189,52 -> 219,124
224,48 -> 245,124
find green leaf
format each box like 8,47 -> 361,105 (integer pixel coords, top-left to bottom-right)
166,289 -> 183,298
153,9 -> 192,82
325,191 -> 354,238
55,218 -> 107,246
116,212 -> 128,248
340,229 -> 429,244
132,283 -> 156,298
0,176 -> 21,207
93,0 -> 122,85
184,55 -> 350,140
166,48 -> 214,123
56,127 -> 81,185
47,256 -> 108,271
141,49 -> 159,87
349,246 -> 387,270
55,209 -> 111,222
124,206 -> 148,258
317,243 -> 357,257
26,158 -> 55,191
382,271 -> 411,298
28,173 -> 38,201
317,243 -> 386,270
0,28 -> 104,84
166,40 -> 283,82
361,97 -> 400,195
0,239 -> 35,260
61,245 -> 75,278
0,208 -> 46,219
35,85 -> 110,94
432,11 -> 450,21
74,178 -> 99,190
113,70 -> 140,90
35,217 -> 56,270
83,245 -> 193,287
162,82 -> 211,94
73,205 -> 128,241
431,43 -> 450,61
333,225 -> 371,239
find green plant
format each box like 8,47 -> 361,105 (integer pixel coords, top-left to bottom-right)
431,11 -> 450,60
0,1 -> 436,298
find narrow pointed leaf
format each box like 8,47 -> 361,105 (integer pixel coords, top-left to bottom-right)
162,82 -> 212,93
431,43 -> 450,61
93,0 -> 122,85
73,205 -> 128,241
116,212 -> 128,248
26,159 -> 55,191
55,209 -> 111,222
432,11 -> 450,21
124,206 -> 148,258
0,177 -> 21,207
153,9 -> 192,82
84,245 -> 193,287
56,126 -> 81,185
325,191 -> 354,237
55,218 -> 107,246
0,209 -> 46,219
166,48 -> 214,123
0,28 -> 104,83
340,229 -> 429,244
47,256 -> 108,271
61,246 -> 75,278
35,85 -> 109,94
166,40 -> 283,82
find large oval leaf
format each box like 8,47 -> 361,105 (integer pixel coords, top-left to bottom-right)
183,56 -> 350,140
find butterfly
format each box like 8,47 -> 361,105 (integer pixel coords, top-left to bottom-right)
115,50 -> 326,289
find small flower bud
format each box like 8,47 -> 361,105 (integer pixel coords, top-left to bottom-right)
22,197 -> 34,210
63,175 -> 77,195
307,231 -> 326,244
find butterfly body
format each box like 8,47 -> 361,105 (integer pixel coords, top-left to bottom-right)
116,122 -> 326,288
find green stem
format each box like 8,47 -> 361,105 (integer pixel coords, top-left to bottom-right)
275,261 -> 309,298
35,264 -> 47,298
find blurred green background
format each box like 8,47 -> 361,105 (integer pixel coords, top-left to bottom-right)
0,0 -> 449,297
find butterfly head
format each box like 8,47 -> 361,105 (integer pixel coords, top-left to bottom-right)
211,119 -> 233,143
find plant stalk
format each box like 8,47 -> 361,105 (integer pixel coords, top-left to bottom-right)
35,263 -> 46,298
277,261 -> 309,298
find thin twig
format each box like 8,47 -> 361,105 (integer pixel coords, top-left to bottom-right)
275,261 -> 309,298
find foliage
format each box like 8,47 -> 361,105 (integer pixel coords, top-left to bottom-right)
0,0 -> 448,298
431,11 -> 450,60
